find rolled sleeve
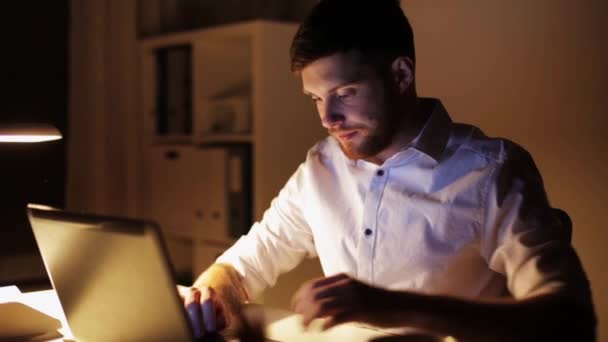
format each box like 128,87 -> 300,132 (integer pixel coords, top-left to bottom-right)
216,163 -> 317,299
480,143 -> 592,303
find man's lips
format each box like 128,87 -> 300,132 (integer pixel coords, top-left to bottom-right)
336,131 -> 357,141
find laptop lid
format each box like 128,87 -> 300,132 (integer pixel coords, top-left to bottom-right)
27,204 -> 194,341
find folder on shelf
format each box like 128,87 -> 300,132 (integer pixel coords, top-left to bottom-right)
225,144 -> 252,238
155,45 -> 192,136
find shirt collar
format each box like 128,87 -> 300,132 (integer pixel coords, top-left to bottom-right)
335,98 -> 453,167
406,98 -> 452,162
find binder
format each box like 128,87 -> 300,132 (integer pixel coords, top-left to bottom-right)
155,45 -> 192,136
225,144 -> 252,238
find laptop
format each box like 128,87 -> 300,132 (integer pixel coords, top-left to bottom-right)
26,204 -> 231,341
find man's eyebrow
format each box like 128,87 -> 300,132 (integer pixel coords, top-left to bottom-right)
302,78 -> 362,97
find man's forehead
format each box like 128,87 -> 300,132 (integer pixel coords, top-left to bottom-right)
301,51 -> 375,94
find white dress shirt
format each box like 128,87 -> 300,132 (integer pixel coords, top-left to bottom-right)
217,98 -> 591,304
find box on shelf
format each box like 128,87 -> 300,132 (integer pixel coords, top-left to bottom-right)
196,95 -> 251,136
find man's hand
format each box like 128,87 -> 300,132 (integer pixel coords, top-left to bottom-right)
177,263 -> 249,338
290,273 -> 399,330
177,284 -> 229,338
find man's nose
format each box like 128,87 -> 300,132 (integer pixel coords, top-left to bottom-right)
319,101 -> 345,129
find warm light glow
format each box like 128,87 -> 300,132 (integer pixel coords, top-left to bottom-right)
0,135 -> 62,143
28,203 -> 58,211
0,124 -> 62,143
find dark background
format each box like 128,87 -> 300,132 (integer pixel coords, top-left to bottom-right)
0,1 -> 68,287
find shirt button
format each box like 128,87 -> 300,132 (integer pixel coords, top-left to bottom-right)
364,228 -> 373,236
376,169 -> 384,176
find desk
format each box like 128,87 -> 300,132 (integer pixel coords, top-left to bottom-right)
11,289 -> 446,341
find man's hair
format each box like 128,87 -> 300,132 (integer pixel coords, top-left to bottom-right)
290,0 -> 415,74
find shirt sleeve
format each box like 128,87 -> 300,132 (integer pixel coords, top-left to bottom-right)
215,162 -> 317,299
479,142 -> 593,304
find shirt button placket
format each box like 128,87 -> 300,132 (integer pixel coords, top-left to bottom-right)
357,167 -> 388,284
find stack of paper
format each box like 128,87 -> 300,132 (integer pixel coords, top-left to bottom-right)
0,286 -> 63,341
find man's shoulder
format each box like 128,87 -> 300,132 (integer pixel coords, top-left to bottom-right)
305,136 -> 341,164
283,137 -> 340,190
449,123 -> 529,165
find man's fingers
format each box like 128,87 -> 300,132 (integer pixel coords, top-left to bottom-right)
292,274 -> 354,327
321,310 -> 350,331
199,286 -> 222,333
187,302 -> 206,338
291,273 -> 350,310
300,298 -> 344,327
311,273 -> 350,289
292,275 -> 371,331
177,284 -> 190,300
201,298 -> 217,333
213,296 -> 230,330
184,286 -> 200,305
290,283 -> 310,311
290,276 -> 324,310
184,288 -> 204,337
216,311 -> 227,331
314,277 -> 352,300
184,286 -> 224,337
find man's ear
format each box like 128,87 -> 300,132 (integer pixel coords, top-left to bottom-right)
391,56 -> 415,93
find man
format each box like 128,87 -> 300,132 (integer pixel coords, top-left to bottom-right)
180,1 -> 596,340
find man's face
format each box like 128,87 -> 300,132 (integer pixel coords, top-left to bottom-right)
301,51 -> 401,161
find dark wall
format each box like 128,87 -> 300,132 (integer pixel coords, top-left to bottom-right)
0,1 -> 68,286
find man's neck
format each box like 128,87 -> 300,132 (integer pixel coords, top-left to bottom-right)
366,96 -> 429,165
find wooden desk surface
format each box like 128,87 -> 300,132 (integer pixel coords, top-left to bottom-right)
15,289 -> 447,341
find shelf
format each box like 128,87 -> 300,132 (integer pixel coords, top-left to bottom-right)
196,133 -> 253,145
140,20 -> 297,50
151,134 -> 193,145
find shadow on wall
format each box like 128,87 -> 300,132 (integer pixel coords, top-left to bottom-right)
0,0 -> 68,290
137,0 -> 318,36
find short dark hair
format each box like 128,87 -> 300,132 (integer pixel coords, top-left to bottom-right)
290,0 -> 415,74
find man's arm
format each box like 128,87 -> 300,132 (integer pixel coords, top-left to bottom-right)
396,289 -> 596,342
181,161 -> 317,335
292,274 -> 596,342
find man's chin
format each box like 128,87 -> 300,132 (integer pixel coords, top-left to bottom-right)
339,143 -> 368,161
337,137 -> 389,162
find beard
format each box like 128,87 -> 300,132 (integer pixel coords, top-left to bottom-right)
335,85 -> 403,161
336,118 -> 395,160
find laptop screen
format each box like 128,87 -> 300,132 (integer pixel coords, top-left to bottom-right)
27,204 -> 194,341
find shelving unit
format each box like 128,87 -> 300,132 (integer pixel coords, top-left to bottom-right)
139,20 -> 326,283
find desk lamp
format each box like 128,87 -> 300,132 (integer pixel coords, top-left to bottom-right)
0,123 -> 62,143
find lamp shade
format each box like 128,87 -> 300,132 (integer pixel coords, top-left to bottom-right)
0,123 -> 62,143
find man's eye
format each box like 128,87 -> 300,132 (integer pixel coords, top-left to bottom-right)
311,97 -> 321,103
338,89 -> 356,100
337,94 -> 351,102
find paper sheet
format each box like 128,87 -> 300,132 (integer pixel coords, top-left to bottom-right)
0,286 -> 62,339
